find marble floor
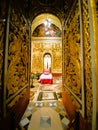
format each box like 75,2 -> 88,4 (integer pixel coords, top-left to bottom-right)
17,78 -> 70,130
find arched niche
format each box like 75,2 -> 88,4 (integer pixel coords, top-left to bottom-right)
43,53 -> 51,71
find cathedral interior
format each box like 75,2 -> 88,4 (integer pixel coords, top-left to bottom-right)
0,0 -> 98,130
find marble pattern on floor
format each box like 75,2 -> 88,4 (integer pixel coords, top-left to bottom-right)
18,91 -> 70,130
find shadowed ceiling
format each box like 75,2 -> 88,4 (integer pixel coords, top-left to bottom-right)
0,0 -> 74,23
18,0 -> 74,22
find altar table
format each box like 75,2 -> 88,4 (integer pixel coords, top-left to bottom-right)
40,73 -> 53,84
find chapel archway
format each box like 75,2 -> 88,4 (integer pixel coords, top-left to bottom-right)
31,13 -> 62,76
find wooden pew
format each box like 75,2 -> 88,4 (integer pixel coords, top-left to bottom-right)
62,88 -> 86,130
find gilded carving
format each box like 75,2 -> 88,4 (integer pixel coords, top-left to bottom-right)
82,0 -> 93,120
63,0 -> 93,120
63,2 -> 81,98
32,40 -> 62,73
6,7 -> 29,109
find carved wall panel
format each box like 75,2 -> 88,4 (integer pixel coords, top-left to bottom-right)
6,4 -> 30,110
52,43 -> 62,72
63,0 -> 93,121
63,1 -> 81,98
82,0 -> 93,120
31,42 -> 44,72
31,39 -> 62,73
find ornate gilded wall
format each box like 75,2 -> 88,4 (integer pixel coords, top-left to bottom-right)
31,38 -> 62,73
0,1 -> 30,116
6,4 -> 30,110
82,0 -> 93,120
63,1 -> 81,98
63,0 -> 93,122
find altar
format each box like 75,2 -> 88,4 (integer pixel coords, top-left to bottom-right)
39,69 -> 53,84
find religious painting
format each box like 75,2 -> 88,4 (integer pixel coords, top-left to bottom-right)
32,23 -> 61,37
